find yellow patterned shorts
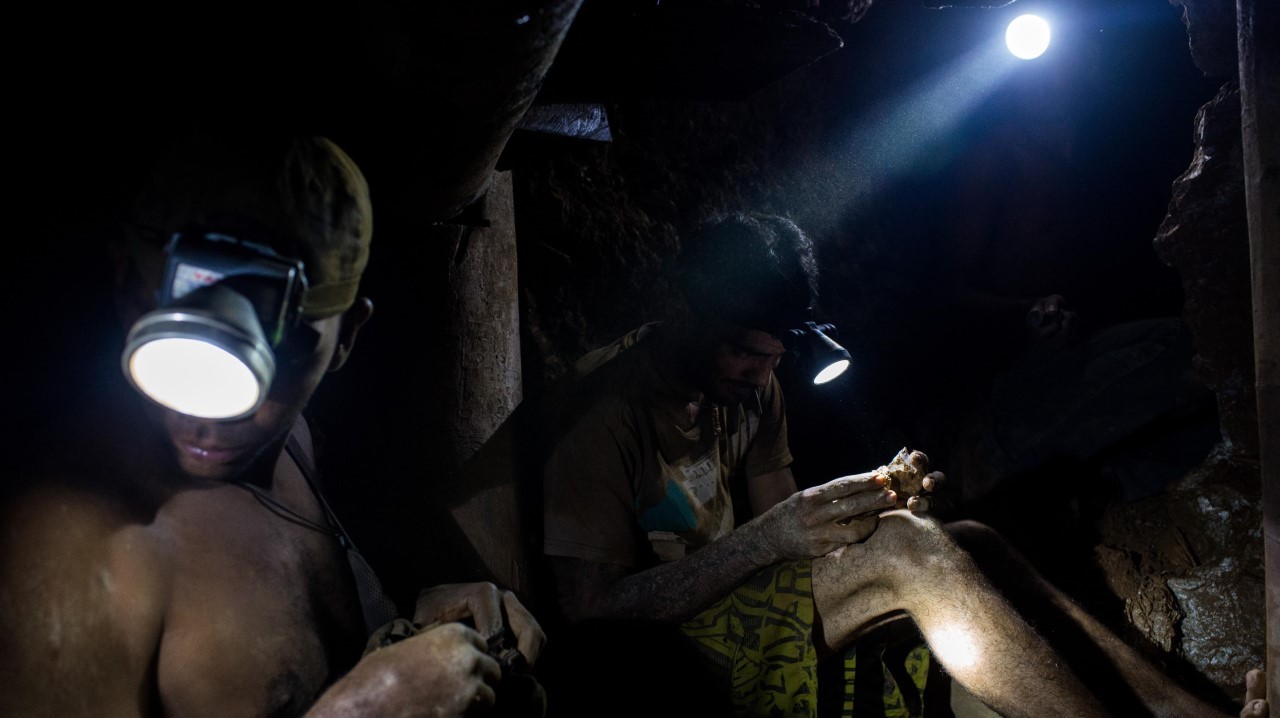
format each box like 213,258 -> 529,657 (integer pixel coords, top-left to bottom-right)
680,561 -> 931,718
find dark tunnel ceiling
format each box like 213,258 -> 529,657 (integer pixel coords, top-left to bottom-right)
13,0 -> 1211,243
540,0 -> 1021,102
540,3 -> 849,102
17,1 -> 1033,133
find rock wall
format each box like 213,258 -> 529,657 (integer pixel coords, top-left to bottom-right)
1091,0 -> 1265,701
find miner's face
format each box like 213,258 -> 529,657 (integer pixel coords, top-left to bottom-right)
115,238 -> 369,481
697,327 -> 786,406
154,313 -> 345,480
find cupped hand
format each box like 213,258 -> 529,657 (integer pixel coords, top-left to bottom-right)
756,471 -> 897,560
316,622 -> 499,717
831,454 -> 949,518
888,449 -> 945,514
414,582 -> 547,666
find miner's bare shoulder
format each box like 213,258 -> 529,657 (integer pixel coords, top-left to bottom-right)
0,478 -> 169,716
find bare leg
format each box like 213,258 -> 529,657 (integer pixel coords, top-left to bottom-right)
946,519 -> 1234,718
812,510 -> 1111,718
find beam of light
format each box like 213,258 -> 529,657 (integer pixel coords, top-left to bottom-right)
1006,15 -> 1051,59
930,623 -> 980,670
829,36 -> 1020,205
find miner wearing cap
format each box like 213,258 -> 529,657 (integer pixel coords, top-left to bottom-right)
539,213 -> 1246,717
0,132 -> 543,716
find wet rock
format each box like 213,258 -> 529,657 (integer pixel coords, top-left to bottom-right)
1096,449 -> 1264,696
1167,557 -> 1266,689
1168,449 -> 1265,560
1095,544 -> 1182,652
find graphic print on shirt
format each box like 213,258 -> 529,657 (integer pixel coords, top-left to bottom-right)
639,445 -> 736,562
680,453 -> 718,505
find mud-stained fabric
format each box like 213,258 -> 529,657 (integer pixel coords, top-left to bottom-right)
681,561 -> 819,717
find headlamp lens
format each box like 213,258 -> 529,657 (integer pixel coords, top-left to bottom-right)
128,337 -> 264,419
120,229 -> 301,421
813,358 -> 850,385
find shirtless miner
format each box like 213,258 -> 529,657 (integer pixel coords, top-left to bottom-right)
0,132 -> 544,717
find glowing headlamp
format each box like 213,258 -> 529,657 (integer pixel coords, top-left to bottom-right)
782,321 -> 851,385
122,230 -> 308,420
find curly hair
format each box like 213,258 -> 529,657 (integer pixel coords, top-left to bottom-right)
676,212 -> 819,334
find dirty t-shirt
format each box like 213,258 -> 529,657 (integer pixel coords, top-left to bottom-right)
543,325 -> 793,567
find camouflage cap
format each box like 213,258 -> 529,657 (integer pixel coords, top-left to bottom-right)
132,132 -> 373,319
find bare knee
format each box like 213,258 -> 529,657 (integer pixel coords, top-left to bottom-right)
814,512 -> 991,630
855,511 -> 972,583
814,511 -> 949,587
944,519 -> 1002,551
943,520 -> 1025,569
813,511 -> 963,648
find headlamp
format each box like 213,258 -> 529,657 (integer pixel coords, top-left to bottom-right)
782,321 -> 851,385
122,230 -> 308,420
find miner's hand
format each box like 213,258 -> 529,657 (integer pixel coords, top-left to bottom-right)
754,472 -> 897,560
874,448 -> 945,514
413,582 -> 546,666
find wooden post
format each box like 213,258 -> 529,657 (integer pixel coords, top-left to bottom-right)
1236,0 -> 1279,713
370,0 -> 585,221
437,171 -> 532,594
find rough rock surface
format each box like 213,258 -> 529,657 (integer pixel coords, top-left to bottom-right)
1098,52 -> 1262,696
1153,83 -> 1256,461
1168,0 -> 1238,79
1097,448 -> 1264,697
1168,556 -> 1266,688
1095,1 -> 1266,698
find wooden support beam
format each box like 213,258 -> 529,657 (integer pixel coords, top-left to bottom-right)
1236,0 -> 1279,713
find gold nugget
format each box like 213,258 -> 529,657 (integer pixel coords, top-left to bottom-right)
879,447 -> 927,497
